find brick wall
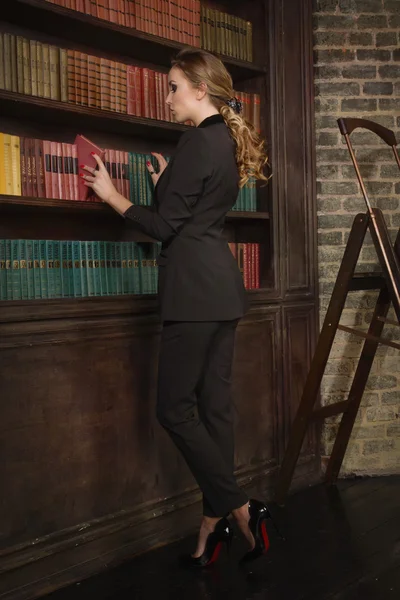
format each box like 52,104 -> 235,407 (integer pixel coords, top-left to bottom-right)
314,0 -> 400,474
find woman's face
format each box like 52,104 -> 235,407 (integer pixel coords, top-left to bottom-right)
166,67 -> 199,124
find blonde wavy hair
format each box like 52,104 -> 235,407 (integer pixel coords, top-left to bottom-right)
171,48 -> 270,188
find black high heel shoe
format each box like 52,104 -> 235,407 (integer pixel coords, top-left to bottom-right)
182,517 -> 233,568
239,499 -> 276,565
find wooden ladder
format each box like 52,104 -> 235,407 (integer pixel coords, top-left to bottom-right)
275,118 -> 400,505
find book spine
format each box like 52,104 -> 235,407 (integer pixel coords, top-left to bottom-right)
93,240 -> 101,295
19,239 -> 28,300
11,135 -> 21,196
61,240 -> 70,297
33,240 -> 41,299
60,48 -> 68,102
39,240 -> 48,299
54,240 -> 62,297
30,40 -> 38,96
26,240 -> 34,299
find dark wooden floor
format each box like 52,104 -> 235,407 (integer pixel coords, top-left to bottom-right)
44,476 -> 400,600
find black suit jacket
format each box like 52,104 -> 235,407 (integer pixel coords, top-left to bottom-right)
124,113 -> 248,322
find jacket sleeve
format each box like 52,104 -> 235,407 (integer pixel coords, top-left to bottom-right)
123,129 -> 211,242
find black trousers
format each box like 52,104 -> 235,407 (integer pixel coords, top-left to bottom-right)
157,320 -> 248,517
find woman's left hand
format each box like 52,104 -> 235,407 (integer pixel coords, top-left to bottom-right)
81,153 -> 117,204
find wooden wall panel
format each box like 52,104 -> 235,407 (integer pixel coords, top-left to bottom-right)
233,307 -> 282,476
269,0 -> 317,300
281,304 -> 319,460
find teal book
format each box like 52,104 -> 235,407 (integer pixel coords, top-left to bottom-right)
132,242 -> 140,294
138,154 -> 146,206
67,241 -> 74,297
61,240 -> 70,298
86,240 -> 94,296
5,240 -> 12,300
53,241 -> 62,298
46,240 -> 55,298
26,240 -> 34,300
0,240 -> 6,301
99,241 -> 108,295
19,239 -> 28,300
121,241 -> 128,294
39,240 -> 48,299
114,242 -> 121,295
33,240 -> 41,299
72,240 -> 82,297
93,241 -> 101,296
80,241 -> 88,297
105,241 -> 113,295
126,241 -> 134,294
11,240 -> 21,300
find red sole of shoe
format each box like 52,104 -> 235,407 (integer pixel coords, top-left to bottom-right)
207,541 -> 222,565
261,520 -> 270,554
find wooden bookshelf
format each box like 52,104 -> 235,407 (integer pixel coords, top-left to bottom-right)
0,2 -> 319,599
0,90 -> 189,142
0,194 -> 270,221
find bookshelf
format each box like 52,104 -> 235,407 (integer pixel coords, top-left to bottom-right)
0,1 -> 318,598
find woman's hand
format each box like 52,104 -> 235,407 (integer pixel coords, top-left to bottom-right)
81,153 -> 117,204
146,152 -> 168,187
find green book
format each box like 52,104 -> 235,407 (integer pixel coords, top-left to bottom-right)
33,240 -> 41,299
19,239 -> 28,300
46,240 -> 55,298
11,240 -> 21,300
26,240 -> 34,299
53,240 -> 62,298
61,240 -> 70,298
5,240 -> 12,300
115,242 -> 121,295
132,242 -> 140,294
86,240 -> 94,297
0,240 -> 6,301
80,241 -> 88,297
39,240 -> 48,299
72,240 -> 82,298
99,241 -> 108,295
93,241 -> 101,296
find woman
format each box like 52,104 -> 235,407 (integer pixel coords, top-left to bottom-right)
82,48 -> 272,567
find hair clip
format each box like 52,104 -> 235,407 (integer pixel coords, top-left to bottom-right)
226,97 -> 243,114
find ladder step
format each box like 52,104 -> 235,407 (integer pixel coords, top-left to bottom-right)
350,272 -> 385,291
311,401 -> 348,421
337,324 -> 400,350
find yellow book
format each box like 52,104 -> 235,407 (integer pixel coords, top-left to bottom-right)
0,133 -> 5,194
11,135 -> 21,196
3,134 -> 13,195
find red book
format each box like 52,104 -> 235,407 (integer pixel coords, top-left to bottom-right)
255,243 -> 260,289
74,134 -> 105,201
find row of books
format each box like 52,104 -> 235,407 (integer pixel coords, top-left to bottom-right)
0,239 -> 261,300
0,33 -> 261,129
0,33 -> 67,101
0,239 -> 161,300
229,242 -> 260,290
44,0 -> 254,61
0,133 -> 259,212
200,7 -> 253,62
46,0 -> 202,46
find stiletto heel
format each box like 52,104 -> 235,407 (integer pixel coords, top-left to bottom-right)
239,498 -> 274,565
181,517 -> 233,568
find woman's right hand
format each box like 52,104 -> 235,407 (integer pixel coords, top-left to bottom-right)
146,152 -> 168,186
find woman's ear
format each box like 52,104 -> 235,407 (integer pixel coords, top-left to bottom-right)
196,81 -> 208,100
